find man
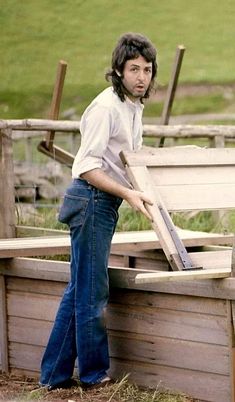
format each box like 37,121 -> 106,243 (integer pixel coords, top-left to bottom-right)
40,32 -> 157,391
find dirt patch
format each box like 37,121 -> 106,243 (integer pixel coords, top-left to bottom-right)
0,373 -> 194,402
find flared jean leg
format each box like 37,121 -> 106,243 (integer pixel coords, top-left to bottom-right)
40,282 -> 77,386
40,179 -> 122,387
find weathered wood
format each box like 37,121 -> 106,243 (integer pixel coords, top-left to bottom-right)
109,331 -> 229,374
1,229 -> 233,258
2,119 -> 235,138
107,305 -> 228,346
2,257 -> 235,301
0,275 -> 9,372
159,45 -> 185,147
121,146 -> 235,167
37,140 -> 74,166
135,267 -> 231,283
125,165 -> 197,270
0,129 -> 16,238
109,358 -> 230,402
45,60 -> 67,150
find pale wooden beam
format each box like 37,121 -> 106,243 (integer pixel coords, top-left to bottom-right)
135,268 -> 231,284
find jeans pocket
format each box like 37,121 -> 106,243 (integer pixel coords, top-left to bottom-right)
58,195 -> 89,227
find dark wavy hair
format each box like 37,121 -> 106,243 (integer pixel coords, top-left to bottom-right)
105,32 -> 157,102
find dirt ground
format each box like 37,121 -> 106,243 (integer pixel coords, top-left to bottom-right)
0,373 -> 195,402
0,373 -> 119,402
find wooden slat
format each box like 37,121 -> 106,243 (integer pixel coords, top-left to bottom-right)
0,229 -> 233,258
107,304 -> 228,346
0,275 -> 9,372
109,288 -> 228,316
109,358 -> 231,402
152,183 -> 235,211
125,165 -> 199,270
135,267 -> 231,284
7,292 -> 60,321
9,343 -> 43,372
121,146 -> 235,167
109,331 -> 229,375
2,257 -> 235,300
150,165 -> 235,185
8,317 -> 52,347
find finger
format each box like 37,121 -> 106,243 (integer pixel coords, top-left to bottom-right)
139,203 -> 153,221
140,193 -> 154,205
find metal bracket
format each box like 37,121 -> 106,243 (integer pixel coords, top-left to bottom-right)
158,204 -> 203,271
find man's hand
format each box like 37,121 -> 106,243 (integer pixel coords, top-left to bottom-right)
81,169 -> 154,221
124,189 -> 154,221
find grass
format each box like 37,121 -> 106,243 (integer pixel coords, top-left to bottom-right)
1,0 -> 235,119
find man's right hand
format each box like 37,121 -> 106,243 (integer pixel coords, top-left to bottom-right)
124,189 -> 154,221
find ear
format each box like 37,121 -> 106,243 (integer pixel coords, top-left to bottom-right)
115,70 -> 122,77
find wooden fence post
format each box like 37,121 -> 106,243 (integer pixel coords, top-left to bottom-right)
0,128 -> 16,238
0,128 -> 15,373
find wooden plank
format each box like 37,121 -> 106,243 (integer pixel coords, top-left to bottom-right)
135,267 -> 231,284
121,146 -> 235,167
125,165 -> 199,270
7,277 -> 65,296
109,288 -> 228,316
7,292 -> 60,321
151,182 -> 235,212
109,358 -> 230,402
8,317 -> 52,346
37,140 -> 74,167
1,229 -> 232,258
2,257 -> 235,300
0,275 -> 9,373
9,343 -> 44,372
107,303 -> 229,345
149,165 -> 235,185
108,331 -> 229,375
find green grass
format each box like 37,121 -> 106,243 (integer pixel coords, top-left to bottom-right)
1,0 -> 235,118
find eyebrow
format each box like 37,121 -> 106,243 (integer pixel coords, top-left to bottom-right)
130,63 -> 152,68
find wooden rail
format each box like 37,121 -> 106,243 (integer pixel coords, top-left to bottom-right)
2,119 -> 235,138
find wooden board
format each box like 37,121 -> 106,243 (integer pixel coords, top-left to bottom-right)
120,146 -> 235,275
121,147 -> 235,211
0,229 -> 233,258
135,267 -> 231,283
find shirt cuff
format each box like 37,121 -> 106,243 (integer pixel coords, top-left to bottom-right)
72,156 -> 103,178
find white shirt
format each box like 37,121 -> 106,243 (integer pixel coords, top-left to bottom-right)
72,87 -> 144,188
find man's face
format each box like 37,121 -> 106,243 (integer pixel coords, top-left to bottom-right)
120,55 -> 153,102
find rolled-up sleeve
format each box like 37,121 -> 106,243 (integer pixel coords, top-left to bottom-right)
72,104 -> 112,178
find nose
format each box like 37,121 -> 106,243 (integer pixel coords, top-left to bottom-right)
137,70 -> 145,81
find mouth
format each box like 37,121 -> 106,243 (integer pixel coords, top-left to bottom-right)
135,85 -> 145,92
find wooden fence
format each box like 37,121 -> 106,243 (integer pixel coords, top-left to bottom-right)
1,120 -> 235,401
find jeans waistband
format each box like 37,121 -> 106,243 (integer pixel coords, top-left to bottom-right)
72,178 -> 123,203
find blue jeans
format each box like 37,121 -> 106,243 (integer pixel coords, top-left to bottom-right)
40,179 -> 122,386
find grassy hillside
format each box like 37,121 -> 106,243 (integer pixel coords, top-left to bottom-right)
1,0 -> 235,118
